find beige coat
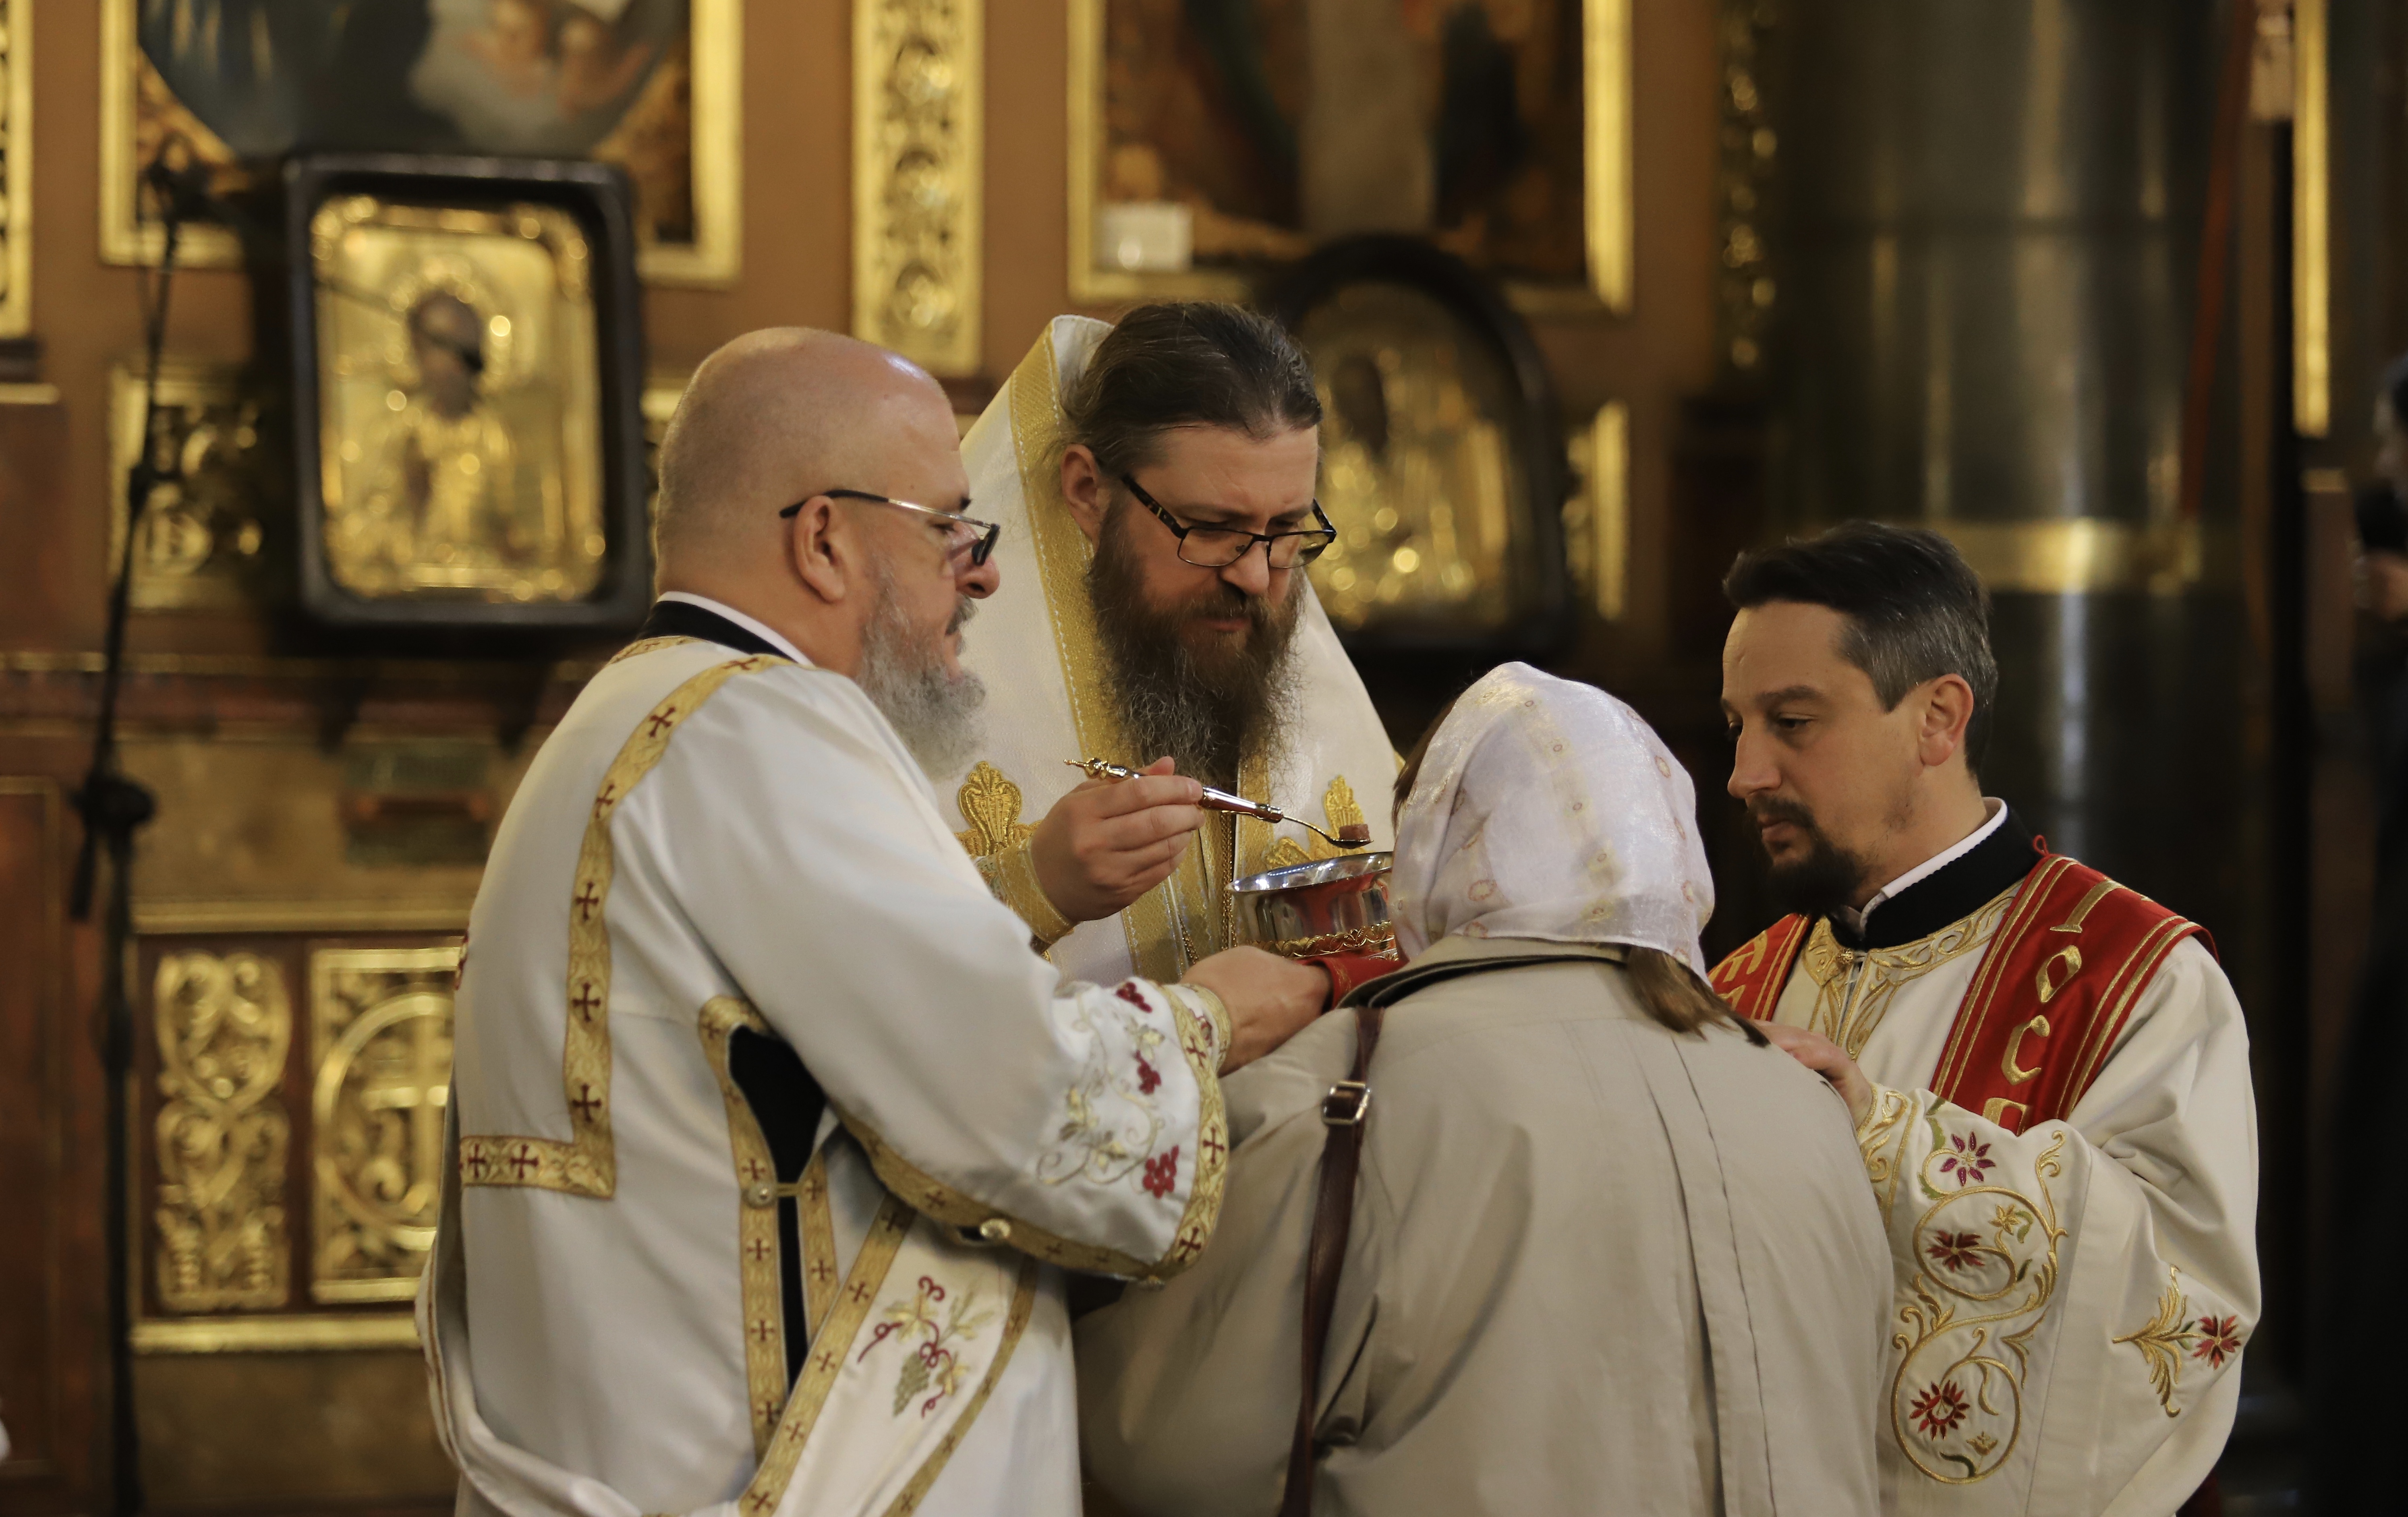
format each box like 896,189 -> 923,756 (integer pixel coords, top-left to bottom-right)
1077,937 -> 1892,1516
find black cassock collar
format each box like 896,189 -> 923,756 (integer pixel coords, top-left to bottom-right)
1828,807 -> 2045,952
631,598 -> 788,661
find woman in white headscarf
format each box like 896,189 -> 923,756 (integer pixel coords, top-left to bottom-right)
1076,663 -> 1891,1517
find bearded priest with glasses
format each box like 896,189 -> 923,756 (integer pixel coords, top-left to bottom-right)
935,304 -> 1402,1003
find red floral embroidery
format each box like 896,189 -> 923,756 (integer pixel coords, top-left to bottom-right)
1142,1147 -> 1180,1198
1926,1231 -> 1984,1273
1936,1133 -> 1995,1186
1909,1380 -> 1971,1438
2191,1315 -> 2242,1368
1135,1053 -> 1162,1095
1114,982 -> 1152,1013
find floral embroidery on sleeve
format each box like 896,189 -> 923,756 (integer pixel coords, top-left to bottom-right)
1032,981 -> 1183,1194
2112,1267 -> 2251,1417
1142,1147 -> 1180,1198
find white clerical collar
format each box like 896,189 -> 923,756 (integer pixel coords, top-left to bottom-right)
1837,797 -> 2007,937
657,591 -> 815,667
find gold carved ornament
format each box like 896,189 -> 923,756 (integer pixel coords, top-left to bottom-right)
106,359 -> 280,612
460,652 -> 794,1197
310,946 -> 459,1304
154,952 -> 293,1312
1886,1130 -> 2071,1485
853,0 -> 983,376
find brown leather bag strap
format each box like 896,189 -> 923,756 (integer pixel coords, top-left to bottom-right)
1273,952 -> 1605,1514
1279,1002 -> 1386,1517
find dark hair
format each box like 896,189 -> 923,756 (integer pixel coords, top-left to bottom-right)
1722,522 -> 1999,771
1060,302 -> 1322,477
1392,692 -> 1765,1046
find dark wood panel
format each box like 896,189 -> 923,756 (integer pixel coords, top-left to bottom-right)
0,404 -> 76,650
0,776 -> 100,1517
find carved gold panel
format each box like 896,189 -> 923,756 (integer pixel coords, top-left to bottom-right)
108,358 -> 282,612
153,951 -> 294,1313
1716,0 -> 1775,376
853,0 -> 984,376
311,946 -> 459,1304
0,0 -> 31,338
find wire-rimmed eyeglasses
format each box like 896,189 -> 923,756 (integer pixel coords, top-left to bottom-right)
779,488 -> 1001,567
1120,474 -> 1337,569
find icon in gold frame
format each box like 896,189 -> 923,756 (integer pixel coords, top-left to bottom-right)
288,155 -> 651,635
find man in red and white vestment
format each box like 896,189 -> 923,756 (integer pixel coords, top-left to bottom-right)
1712,523 -> 2257,1517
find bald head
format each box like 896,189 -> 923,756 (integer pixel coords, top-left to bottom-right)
653,327 -> 959,582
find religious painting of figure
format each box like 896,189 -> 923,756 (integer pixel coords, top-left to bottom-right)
308,195 -> 606,605
1072,0 -> 1627,310
1278,238 -> 1571,647
101,0 -> 738,283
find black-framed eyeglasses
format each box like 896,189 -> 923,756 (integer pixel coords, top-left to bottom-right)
779,488 -> 1001,567
1120,475 -> 1337,569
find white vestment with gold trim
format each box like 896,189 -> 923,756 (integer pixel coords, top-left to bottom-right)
1764,909 -> 2257,1517
420,636 -> 1232,1517
937,317 -> 1400,981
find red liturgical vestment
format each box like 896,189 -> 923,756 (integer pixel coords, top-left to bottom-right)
1707,814 -> 2255,1516
1712,853 -> 2209,1134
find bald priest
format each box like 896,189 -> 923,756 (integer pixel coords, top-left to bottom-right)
1713,523 -> 2257,1516
418,329 -> 1326,1517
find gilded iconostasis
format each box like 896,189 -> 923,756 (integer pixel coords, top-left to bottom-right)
0,0 -> 2389,1511
0,2 -> 1709,1510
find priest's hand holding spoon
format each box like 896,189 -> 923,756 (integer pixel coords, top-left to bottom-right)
1029,755 -> 1206,923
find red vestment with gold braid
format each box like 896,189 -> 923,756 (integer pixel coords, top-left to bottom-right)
1708,853 -> 2211,1134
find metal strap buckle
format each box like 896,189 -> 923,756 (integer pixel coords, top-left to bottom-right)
1321,1080 -> 1372,1127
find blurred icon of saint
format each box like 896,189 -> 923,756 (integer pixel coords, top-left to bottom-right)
1309,325 -> 1512,631
332,290 -> 523,593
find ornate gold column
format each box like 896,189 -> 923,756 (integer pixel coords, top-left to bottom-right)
853,0 -> 984,377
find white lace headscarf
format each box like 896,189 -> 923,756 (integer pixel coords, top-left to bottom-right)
1391,662 -> 1716,973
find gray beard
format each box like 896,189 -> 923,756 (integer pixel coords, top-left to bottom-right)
855,574 -> 986,779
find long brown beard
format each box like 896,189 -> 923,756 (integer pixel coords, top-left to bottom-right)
1086,503 -> 1304,789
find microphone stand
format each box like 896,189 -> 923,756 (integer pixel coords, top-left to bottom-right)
72,142 -> 203,1517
